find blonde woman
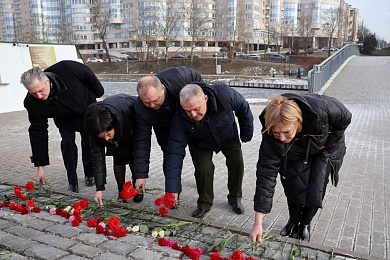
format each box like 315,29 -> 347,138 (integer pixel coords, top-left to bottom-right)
250,93 -> 351,242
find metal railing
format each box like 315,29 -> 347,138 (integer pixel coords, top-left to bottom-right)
308,44 -> 360,93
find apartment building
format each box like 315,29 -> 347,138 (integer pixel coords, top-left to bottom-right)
0,0 -> 358,57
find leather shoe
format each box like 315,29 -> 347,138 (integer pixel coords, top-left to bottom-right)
298,224 -> 310,241
191,208 -> 209,218
280,219 -> 298,236
85,177 -> 94,187
133,193 -> 144,203
67,184 -> 79,193
229,202 -> 245,214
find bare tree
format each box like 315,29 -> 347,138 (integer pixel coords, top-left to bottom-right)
88,0 -> 112,62
297,15 -> 314,53
321,7 -> 343,56
186,0 -> 213,63
154,0 -> 186,61
137,3 -> 162,61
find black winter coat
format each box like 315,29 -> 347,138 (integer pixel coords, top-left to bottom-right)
24,60 -> 104,166
85,94 -> 136,191
254,93 -> 352,213
165,82 -> 254,193
133,66 -> 203,179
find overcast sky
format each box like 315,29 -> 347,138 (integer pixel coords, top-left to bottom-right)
346,0 -> 390,41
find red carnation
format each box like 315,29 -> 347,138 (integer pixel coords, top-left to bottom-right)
107,216 -> 120,230
158,237 -> 168,246
213,246 -> 221,252
72,219 -> 81,227
112,227 -> 126,238
80,198 -> 89,209
21,208 -> 28,215
159,206 -> 169,216
188,249 -> 200,260
27,199 -> 35,207
25,182 -> 35,191
210,252 -> 221,260
103,229 -> 111,236
154,197 -> 164,206
230,250 -> 244,260
33,207 -> 41,213
172,242 -> 181,250
96,225 -> 104,234
87,218 -> 98,227
122,181 -> 133,191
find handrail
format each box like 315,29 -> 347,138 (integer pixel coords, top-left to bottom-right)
308,44 -> 360,93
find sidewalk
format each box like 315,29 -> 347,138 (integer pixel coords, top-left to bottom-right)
1,56 -> 390,259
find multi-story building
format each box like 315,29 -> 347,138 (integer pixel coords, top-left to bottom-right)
0,0 -> 358,57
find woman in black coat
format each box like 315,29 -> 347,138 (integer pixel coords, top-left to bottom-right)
250,93 -> 351,242
84,94 -> 142,205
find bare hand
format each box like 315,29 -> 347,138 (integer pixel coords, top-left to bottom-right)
250,224 -> 263,243
94,191 -> 104,206
36,166 -> 46,185
173,192 -> 179,205
135,178 -> 146,193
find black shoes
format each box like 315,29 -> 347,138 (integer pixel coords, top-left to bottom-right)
298,224 -> 310,241
229,201 -> 245,214
191,208 -> 209,218
67,184 -> 79,193
280,219 -> 298,236
133,193 -> 144,203
280,220 -> 310,241
85,177 -> 94,187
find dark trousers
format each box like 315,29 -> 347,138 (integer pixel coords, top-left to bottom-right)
113,154 -> 135,192
191,137 -> 244,210
287,200 -> 318,225
59,129 -> 93,186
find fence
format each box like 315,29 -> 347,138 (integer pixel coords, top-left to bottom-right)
307,44 -> 360,93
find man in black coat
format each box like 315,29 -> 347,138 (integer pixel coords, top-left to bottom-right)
165,83 -> 254,218
133,66 -> 202,197
20,60 -> 104,193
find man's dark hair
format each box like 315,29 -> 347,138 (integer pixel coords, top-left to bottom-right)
84,105 -> 116,136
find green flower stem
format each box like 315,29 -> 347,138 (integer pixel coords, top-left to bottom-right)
149,221 -> 192,229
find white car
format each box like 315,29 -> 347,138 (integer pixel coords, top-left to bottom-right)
246,54 -> 261,60
87,57 -> 104,62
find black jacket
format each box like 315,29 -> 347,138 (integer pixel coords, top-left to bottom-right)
24,60 -> 104,166
165,82 -> 254,193
85,94 -> 136,191
133,66 -> 203,179
254,93 -> 352,213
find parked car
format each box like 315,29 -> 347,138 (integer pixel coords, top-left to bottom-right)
187,54 -> 201,59
109,57 -> 123,62
245,54 -> 261,60
213,52 -> 226,57
171,54 -> 186,59
268,54 -> 287,61
86,57 -> 104,63
146,54 -> 164,61
285,50 -> 298,55
127,55 -> 139,60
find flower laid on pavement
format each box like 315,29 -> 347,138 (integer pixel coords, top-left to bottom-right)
87,215 -> 127,238
0,182 -> 41,215
154,192 -> 176,216
46,198 -> 89,227
157,237 -> 257,260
